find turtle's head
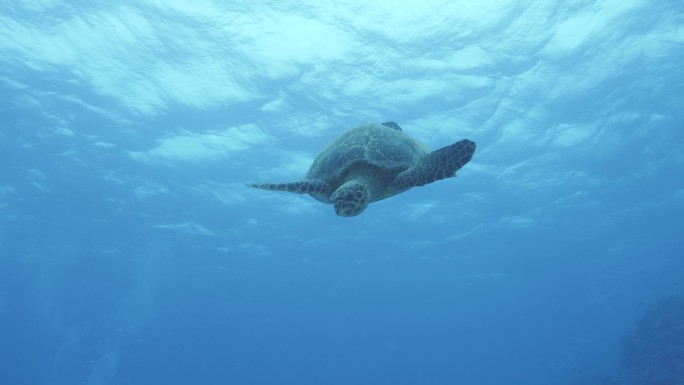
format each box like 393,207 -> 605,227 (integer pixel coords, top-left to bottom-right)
331,181 -> 370,217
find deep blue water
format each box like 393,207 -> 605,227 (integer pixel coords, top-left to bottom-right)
1,1 -> 683,384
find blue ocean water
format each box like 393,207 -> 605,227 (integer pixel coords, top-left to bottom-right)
1,1 -> 683,384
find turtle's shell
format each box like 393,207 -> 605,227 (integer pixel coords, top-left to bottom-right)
305,123 -> 430,188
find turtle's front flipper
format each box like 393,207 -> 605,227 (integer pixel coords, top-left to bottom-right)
393,139 -> 476,191
247,180 -> 332,202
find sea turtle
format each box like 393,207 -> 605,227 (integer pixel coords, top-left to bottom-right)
247,122 -> 476,217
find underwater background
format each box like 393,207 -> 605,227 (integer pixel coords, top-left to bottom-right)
1,1 -> 683,384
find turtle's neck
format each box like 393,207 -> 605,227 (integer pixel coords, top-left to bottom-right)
342,165 -> 393,202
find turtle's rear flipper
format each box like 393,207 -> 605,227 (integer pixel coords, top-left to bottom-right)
393,139 -> 476,191
247,180 -> 332,201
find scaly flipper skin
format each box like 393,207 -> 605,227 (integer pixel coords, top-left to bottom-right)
393,139 -> 476,190
246,180 -> 332,199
